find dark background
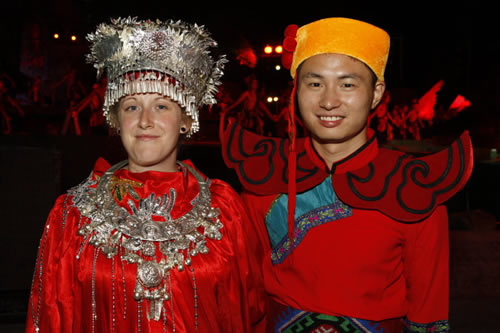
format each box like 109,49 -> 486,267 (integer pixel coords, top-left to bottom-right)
1,1 -> 499,146
1,1 -> 499,331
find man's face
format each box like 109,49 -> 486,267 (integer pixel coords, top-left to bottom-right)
297,53 -> 385,146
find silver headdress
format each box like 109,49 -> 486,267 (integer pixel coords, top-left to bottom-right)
86,17 -> 227,136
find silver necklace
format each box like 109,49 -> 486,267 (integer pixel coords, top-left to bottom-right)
72,160 -> 223,322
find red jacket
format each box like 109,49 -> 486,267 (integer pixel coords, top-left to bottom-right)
221,121 -> 473,331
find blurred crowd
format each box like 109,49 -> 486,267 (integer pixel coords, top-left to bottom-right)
1,21 -> 470,141
0,61 -> 471,144
0,55 -> 301,140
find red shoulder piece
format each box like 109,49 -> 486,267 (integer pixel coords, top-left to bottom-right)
332,131 -> 474,222
220,120 -> 326,195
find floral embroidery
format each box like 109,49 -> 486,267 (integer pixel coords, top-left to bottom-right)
94,174 -> 143,201
271,200 -> 352,264
403,318 -> 449,333
275,307 -> 391,333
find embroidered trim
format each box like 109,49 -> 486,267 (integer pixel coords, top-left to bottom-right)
108,176 -> 143,201
275,307 -> 386,333
271,200 -> 352,264
403,318 -> 449,333
30,223 -> 51,333
226,121 -> 278,185
346,134 -> 467,218
278,138 -> 319,184
398,139 -> 465,215
225,121 -> 320,186
265,194 -> 285,223
332,132 -> 377,170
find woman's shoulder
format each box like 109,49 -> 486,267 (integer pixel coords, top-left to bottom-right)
209,178 -> 239,195
57,158 -> 112,219
65,157 -> 112,195
180,159 -> 239,195
183,162 -> 241,204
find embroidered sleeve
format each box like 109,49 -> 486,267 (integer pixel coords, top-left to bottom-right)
403,318 -> 450,332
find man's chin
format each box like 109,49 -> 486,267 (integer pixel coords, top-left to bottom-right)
312,135 -> 349,145
311,132 -> 357,145
309,127 -> 367,145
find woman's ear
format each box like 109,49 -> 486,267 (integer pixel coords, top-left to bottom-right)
180,114 -> 193,134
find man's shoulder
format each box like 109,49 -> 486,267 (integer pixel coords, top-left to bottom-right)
220,120 -> 326,195
333,131 -> 473,222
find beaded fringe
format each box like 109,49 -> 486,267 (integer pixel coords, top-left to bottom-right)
104,71 -> 199,135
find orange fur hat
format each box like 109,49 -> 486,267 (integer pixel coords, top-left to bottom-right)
284,17 -> 390,81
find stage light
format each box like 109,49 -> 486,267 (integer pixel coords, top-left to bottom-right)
71,35 -> 77,41
264,45 -> 273,54
53,33 -> 60,39
275,45 -> 283,54
275,65 -> 281,71
267,97 -> 273,103
273,97 -> 279,102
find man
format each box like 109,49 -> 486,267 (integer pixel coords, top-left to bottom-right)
220,17 -> 473,332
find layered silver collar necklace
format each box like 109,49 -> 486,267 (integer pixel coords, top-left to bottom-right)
71,160 -> 223,324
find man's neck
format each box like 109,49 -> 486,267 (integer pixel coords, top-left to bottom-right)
311,131 -> 368,170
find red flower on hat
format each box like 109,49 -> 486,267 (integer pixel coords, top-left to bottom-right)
282,24 -> 298,70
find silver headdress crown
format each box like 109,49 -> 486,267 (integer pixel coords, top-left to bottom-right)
86,17 -> 227,135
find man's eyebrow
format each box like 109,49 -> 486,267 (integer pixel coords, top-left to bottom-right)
301,72 -> 323,79
301,72 -> 363,80
338,73 -> 361,80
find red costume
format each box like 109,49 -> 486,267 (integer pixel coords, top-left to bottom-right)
26,158 -> 266,332
221,121 -> 473,332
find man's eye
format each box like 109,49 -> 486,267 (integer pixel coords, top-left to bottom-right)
308,82 -> 321,87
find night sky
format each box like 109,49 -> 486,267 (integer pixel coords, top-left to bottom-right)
1,0 -> 498,146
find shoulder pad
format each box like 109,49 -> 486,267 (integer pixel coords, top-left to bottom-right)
332,131 -> 474,222
220,120 -> 326,194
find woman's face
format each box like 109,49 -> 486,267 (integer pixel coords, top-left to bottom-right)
117,93 -> 189,173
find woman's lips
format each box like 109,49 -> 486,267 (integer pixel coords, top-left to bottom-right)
135,135 -> 159,141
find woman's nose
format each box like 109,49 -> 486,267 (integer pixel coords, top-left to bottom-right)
138,108 -> 154,129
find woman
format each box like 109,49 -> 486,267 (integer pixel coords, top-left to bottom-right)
26,18 -> 265,332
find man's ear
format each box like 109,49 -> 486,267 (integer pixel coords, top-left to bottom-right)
371,81 -> 386,109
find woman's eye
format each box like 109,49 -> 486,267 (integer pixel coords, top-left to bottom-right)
156,104 -> 168,111
125,105 -> 138,111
